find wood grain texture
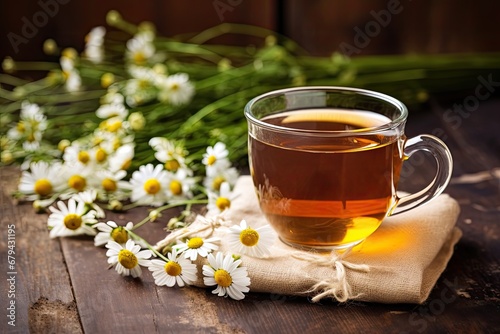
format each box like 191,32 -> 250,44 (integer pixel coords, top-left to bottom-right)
1,99 -> 499,333
0,167 -> 82,334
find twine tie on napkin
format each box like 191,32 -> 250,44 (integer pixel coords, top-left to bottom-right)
292,248 -> 370,302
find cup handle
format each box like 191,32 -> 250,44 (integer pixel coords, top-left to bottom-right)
390,134 -> 453,216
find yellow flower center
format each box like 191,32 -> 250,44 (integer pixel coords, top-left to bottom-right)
187,237 -> 204,249
169,180 -> 183,196
165,159 -> 180,172
34,178 -> 53,196
215,197 -> 231,211
214,269 -> 232,287
63,213 -> 82,230
95,148 -> 107,163
68,175 -> 86,191
207,155 -> 216,166
102,178 -> 117,192
212,176 -> 225,191
164,261 -> 182,276
78,151 -> 90,164
133,52 -> 146,64
118,249 -> 138,269
111,227 -> 128,244
106,120 -> 122,133
112,138 -> 121,151
170,83 -> 179,91
16,121 -> 25,133
144,178 -> 161,195
240,228 -> 260,247
27,133 -> 36,142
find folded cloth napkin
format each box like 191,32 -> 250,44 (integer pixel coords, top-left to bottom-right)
155,176 -> 462,304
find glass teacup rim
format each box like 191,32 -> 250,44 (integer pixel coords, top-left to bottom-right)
244,86 -> 408,136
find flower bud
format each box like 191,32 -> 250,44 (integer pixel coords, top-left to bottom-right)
106,10 -> 122,25
100,73 -> 115,88
128,112 -> 145,131
108,200 -> 123,211
2,57 -> 15,73
149,209 -> 161,222
43,39 -> 58,55
58,139 -> 71,152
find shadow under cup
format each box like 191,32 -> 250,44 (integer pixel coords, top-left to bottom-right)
244,87 -> 452,250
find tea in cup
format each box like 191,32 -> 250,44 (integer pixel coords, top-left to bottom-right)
245,87 -> 452,250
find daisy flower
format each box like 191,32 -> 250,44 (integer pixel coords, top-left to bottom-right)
106,239 -> 152,278
203,160 -> 239,192
157,73 -> 195,106
71,189 -> 105,218
108,143 -> 135,172
100,90 -> 125,105
84,26 -> 105,63
174,236 -> 220,261
94,221 -> 133,247
165,168 -> 196,200
60,56 -> 81,92
7,101 -> 47,147
18,161 -> 65,200
94,168 -> 129,200
148,137 -> 187,172
127,164 -> 169,207
63,143 -> 93,167
202,252 -> 251,300
126,31 -> 155,65
207,182 -> 234,214
202,142 -> 229,173
148,248 -> 197,287
47,199 -> 97,238
96,103 -> 128,120
228,220 -> 275,258
60,163 -> 94,199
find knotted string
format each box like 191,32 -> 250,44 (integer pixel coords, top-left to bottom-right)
154,212 -> 229,250
292,247 -> 370,302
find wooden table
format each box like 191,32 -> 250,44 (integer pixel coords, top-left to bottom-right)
1,97 -> 499,333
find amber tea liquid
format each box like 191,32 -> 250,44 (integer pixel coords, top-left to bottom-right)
249,109 -> 404,249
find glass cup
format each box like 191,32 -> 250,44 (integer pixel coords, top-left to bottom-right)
244,86 -> 453,250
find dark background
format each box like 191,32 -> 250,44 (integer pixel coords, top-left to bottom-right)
1,0 -> 500,61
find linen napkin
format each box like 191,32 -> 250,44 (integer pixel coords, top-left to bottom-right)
155,176 -> 462,304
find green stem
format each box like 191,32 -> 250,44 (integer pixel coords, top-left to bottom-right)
126,230 -> 169,262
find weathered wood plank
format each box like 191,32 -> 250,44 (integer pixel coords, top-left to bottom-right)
0,167 -> 82,333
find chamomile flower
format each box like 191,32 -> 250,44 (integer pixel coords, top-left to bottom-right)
126,31 -> 155,65
207,182 -> 234,214
94,221 -> 133,247
7,101 -> 47,147
149,137 -> 187,172
202,142 -> 229,172
60,163 -> 94,199
106,239 -> 152,278
84,26 -> 105,63
71,189 -> 105,218
47,199 -> 97,238
174,236 -> 220,261
228,220 -> 275,258
203,160 -> 239,192
60,56 -> 81,92
148,248 -> 197,287
94,168 -> 128,200
108,143 -> 135,172
63,143 -> 93,167
127,164 -> 169,206
96,103 -> 128,120
157,73 -> 195,106
165,168 -> 195,200
202,252 -> 251,300
18,161 -> 65,200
